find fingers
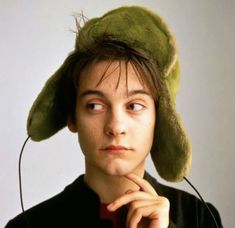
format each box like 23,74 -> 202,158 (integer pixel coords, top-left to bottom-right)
125,173 -> 158,195
107,173 -> 170,228
107,190 -> 154,211
107,173 -> 158,211
126,200 -> 169,228
126,202 -> 157,228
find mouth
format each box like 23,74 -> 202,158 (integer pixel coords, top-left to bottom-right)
100,145 -> 133,154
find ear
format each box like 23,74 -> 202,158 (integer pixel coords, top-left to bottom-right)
67,116 -> 78,133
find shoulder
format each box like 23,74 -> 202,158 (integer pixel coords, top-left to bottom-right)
144,172 -> 223,227
5,175 -> 100,227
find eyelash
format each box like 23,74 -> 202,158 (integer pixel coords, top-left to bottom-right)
86,101 -> 145,113
86,103 -> 105,111
127,103 -> 145,111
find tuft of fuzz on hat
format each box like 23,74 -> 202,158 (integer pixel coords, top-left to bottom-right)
27,6 -> 192,182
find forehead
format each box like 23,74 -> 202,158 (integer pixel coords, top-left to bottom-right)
78,60 -> 150,93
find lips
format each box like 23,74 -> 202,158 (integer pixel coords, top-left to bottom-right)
101,145 -> 132,152
104,145 -> 128,150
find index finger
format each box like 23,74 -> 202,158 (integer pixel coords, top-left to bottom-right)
125,173 -> 158,195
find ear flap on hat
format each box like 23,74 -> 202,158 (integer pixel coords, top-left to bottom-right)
27,53 -> 78,141
151,96 -> 192,182
150,61 -> 192,182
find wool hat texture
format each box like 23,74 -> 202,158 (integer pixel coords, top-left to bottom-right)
27,6 -> 192,182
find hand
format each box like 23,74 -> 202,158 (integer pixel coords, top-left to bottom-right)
107,173 -> 170,228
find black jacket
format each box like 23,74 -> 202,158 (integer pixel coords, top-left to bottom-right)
5,172 -> 222,227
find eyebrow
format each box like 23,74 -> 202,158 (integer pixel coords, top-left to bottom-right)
79,89 -> 152,98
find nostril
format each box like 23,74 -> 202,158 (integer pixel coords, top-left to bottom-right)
105,128 -> 126,137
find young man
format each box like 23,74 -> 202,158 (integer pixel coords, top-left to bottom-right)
6,6 -> 222,228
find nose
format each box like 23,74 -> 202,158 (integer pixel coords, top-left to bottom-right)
104,109 -> 126,137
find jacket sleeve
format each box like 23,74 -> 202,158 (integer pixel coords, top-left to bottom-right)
206,202 -> 223,228
5,216 -> 28,228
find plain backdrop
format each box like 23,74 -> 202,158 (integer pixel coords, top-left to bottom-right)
1,0 -> 234,227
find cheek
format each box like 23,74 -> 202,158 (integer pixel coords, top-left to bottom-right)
137,111 -> 156,146
143,120 -> 155,141
76,126 -> 99,158
75,114 -> 103,148
77,123 -> 100,141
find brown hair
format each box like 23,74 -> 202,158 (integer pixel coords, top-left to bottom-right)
63,39 -> 162,121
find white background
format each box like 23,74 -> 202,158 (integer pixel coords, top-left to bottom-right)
1,0 -> 234,227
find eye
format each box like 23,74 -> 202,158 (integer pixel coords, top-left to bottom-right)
86,103 -> 104,111
127,103 -> 145,111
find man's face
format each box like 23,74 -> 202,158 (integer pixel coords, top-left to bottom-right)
68,60 -> 156,177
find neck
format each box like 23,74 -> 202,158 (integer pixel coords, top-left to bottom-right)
84,168 -> 145,204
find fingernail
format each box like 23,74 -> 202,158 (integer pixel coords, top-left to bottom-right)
107,204 -> 114,211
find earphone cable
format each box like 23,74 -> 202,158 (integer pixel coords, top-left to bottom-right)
18,135 -> 31,228
184,176 -> 219,228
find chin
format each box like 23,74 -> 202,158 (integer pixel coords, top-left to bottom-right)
104,163 -> 137,177
98,158 -> 144,177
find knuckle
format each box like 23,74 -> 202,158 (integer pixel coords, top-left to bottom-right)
142,179 -> 149,185
133,206 -> 142,215
162,197 -> 170,207
129,201 -> 139,211
159,196 -> 169,205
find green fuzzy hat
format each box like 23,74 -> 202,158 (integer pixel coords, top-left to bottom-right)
27,6 -> 192,182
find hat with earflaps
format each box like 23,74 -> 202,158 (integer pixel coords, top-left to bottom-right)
27,6 -> 192,182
